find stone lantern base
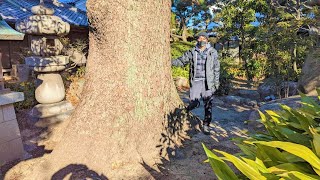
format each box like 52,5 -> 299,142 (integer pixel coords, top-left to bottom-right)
30,100 -> 74,122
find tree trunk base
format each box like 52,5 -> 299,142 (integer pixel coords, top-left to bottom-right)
5,107 -> 201,179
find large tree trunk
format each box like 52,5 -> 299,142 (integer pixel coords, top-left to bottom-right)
16,0 -> 196,179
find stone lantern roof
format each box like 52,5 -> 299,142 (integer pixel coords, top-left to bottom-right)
0,15 -> 24,40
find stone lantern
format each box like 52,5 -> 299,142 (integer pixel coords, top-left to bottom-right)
16,3 -> 74,119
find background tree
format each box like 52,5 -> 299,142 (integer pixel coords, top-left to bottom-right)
17,0 -> 197,179
172,0 -> 195,42
256,0 -> 315,97
215,0 -> 258,82
172,0 -> 206,42
270,0 -> 314,73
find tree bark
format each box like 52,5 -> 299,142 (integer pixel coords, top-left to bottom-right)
19,0 -> 195,179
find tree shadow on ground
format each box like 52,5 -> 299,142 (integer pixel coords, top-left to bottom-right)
141,105 -> 203,179
140,93 -> 258,179
0,146 -> 52,179
51,164 -> 108,180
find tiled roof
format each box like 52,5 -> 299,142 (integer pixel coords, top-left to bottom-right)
0,16 -> 24,40
0,0 -> 88,27
57,0 -> 78,3
57,0 -> 86,12
75,0 -> 86,12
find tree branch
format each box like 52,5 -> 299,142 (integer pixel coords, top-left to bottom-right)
301,2 -> 314,10
171,33 -> 184,40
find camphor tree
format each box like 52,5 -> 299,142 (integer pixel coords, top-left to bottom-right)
12,0 -> 198,179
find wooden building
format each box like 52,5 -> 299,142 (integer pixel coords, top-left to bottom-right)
0,0 -> 88,74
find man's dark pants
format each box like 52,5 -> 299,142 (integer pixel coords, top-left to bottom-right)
186,80 -> 213,126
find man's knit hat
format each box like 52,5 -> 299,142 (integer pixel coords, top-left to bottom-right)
196,32 -> 209,39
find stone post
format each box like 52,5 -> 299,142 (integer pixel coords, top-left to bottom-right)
0,12 -> 25,166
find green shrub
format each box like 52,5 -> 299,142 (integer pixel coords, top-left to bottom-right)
172,65 -> 189,79
171,41 -> 194,79
203,89 -> 320,179
171,41 -> 194,59
215,56 -> 235,95
5,81 -> 36,110
66,66 -> 86,81
247,57 -> 268,81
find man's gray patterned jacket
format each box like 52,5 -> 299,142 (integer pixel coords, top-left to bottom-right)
172,45 -> 220,92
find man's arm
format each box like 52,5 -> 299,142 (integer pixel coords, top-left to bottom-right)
213,50 -> 220,89
171,50 -> 192,67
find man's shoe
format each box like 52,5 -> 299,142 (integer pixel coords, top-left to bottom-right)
203,125 -> 210,135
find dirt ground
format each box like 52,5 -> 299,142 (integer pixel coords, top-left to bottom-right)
158,92 -> 254,180
1,86 -> 258,180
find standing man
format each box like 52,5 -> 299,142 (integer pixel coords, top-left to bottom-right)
172,32 -> 220,135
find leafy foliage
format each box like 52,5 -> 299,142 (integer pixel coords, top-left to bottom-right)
208,0 -> 316,88
171,41 -> 195,59
215,56 -> 234,95
203,89 -> 320,179
172,65 -> 190,79
171,41 -> 194,79
60,37 -> 88,56
5,81 -> 36,110
214,0 -> 259,81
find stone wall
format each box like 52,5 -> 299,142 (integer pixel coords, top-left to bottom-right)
0,92 -> 24,165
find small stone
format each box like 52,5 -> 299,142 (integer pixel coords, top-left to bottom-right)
21,129 -> 36,138
258,80 -> 298,99
223,95 -> 244,104
174,77 -> 190,91
236,89 -> 260,101
213,98 -> 224,106
244,99 -> 258,107
0,91 -> 24,106
248,95 -> 309,121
